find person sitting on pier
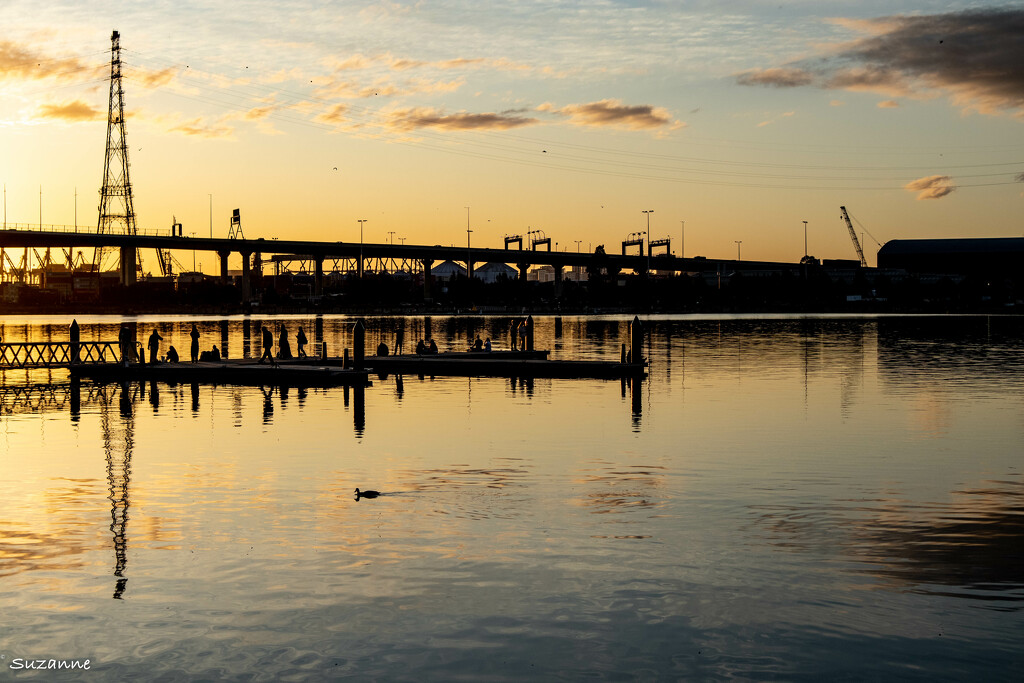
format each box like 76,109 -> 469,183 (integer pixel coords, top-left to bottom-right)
484,337 -> 492,352
472,336 -> 483,351
428,339 -> 439,354
166,345 -> 179,363
190,324 -> 200,363
147,328 -> 163,364
259,326 -> 274,364
296,327 -> 308,358
211,345 -> 221,361
415,339 -> 426,355
278,325 -> 293,360
377,341 -> 389,357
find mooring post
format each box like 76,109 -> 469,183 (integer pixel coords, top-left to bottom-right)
630,315 -> 643,366
353,319 -> 365,370
621,343 -> 627,364
526,315 -> 534,351
321,341 -> 327,360
344,348 -> 351,369
69,319 -> 80,365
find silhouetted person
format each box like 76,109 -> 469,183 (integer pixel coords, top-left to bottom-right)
395,327 -> 404,355
259,326 -> 274,363
166,345 -> 179,363
416,339 -> 426,355
211,345 -> 221,361
484,337 -> 491,352
119,326 -> 132,366
473,336 -> 483,351
190,324 -> 200,363
518,321 -> 527,351
510,320 -> 518,350
428,339 -> 438,354
147,328 -> 163,364
278,325 -> 292,360
377,341 -> 389,356
296,327 -> 308,358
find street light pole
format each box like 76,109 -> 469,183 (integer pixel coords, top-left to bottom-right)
803,220 -> 808,257
735,240 -> 742,261
680,220 -> 684,258
357,219 -> 367,278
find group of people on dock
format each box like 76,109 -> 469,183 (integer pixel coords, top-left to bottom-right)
259,324 -> 309,363
119,324 -> 221,365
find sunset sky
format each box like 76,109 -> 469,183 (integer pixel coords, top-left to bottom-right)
1,1 -> 1022,273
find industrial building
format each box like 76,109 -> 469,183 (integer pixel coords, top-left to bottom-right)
876,238 -> 1024,276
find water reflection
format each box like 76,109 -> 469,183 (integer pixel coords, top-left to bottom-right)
754,480 -> 1024,607
103,384 -> 134,599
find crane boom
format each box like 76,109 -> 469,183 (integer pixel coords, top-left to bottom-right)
840,206 -> 867,267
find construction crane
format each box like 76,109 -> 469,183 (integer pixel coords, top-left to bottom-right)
839,206 -> 867,267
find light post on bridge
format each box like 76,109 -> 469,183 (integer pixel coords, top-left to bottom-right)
357,219 -> 367,278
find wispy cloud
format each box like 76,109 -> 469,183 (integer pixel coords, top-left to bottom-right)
387,107 -> 538,131
736,8 -> 1024,118
877,100 -> 899,108
166,116 -> 235,139
539,99 -> 681,130
905,175 -> 955,200
0,39 -> 100,82
736,67 -> 813,88
36,99 -> 101,122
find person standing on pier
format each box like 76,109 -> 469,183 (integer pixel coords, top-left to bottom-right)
278,325 -> 293,360
190,324 -> 200,363
147,328 -> 163,364
296,327 -> 308,358
259,326 -> 274,363
395,327 -> 404,355
510,319 -> 518,350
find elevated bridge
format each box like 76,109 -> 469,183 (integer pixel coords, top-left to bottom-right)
1,227 -> 797,299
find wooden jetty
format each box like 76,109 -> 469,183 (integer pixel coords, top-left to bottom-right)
69,359 -> 370,387
362,352 -> 646,379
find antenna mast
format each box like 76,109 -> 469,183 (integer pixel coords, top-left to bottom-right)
94,30 -> 139,273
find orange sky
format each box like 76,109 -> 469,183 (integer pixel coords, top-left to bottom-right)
2,2 -> 1022,274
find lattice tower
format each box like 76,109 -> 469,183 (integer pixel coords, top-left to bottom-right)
94,30 -> 140,274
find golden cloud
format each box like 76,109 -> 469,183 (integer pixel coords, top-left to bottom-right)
36,100 -> 102,122
540,99 -> 680,130
387,107 -> 538,131
905,175 -> 956,200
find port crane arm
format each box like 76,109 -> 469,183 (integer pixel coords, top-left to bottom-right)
840,206 -> 867,267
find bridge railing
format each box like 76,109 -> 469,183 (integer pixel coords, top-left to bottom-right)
1,223 -> 171,237
0,341 -> 121,368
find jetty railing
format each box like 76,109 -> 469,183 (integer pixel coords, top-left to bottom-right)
0,341 -> 121,368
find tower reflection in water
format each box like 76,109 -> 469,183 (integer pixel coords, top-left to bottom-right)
102,382 -> 134,600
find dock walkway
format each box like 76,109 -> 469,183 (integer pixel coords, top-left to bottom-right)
70,359 -> 370,387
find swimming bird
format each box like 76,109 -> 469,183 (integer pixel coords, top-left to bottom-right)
354,488 -> 380,499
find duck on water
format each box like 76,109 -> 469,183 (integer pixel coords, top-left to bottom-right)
354,488 -> 380,500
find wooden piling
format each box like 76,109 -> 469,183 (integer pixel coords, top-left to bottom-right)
630,316 -> 643,366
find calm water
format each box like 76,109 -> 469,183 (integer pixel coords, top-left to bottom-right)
1,314 -> 1022,681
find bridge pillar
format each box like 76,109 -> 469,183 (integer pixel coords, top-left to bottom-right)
517,262 -> 529,282
119,245 -> 137,286
218,251 -> 230,283
553,262 -> 564,298
314,257 -> 324,297
252,252 -> 262,296
422,259 -> 433,300
240,251 -> 252,300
